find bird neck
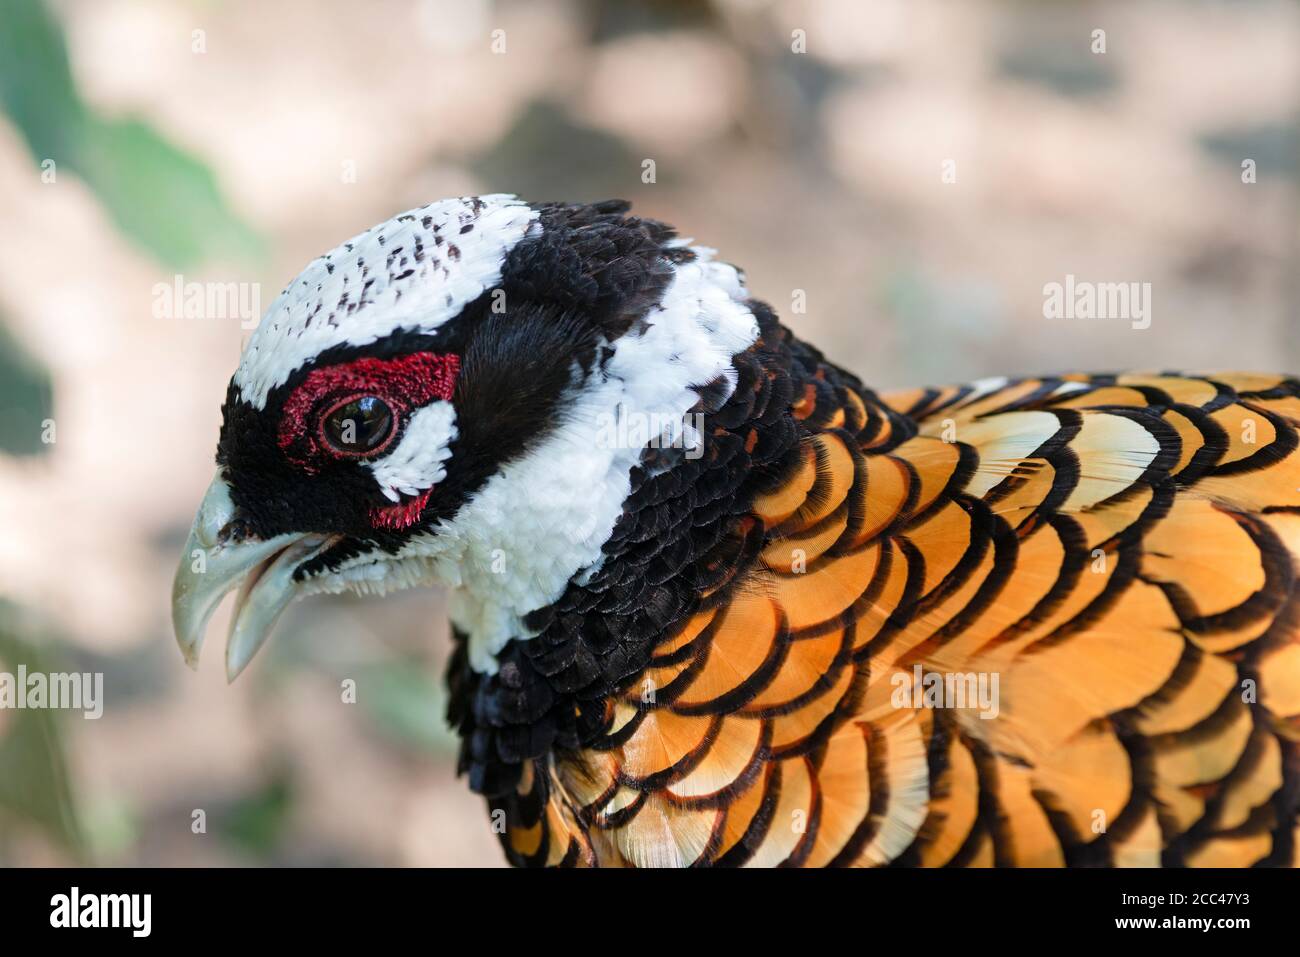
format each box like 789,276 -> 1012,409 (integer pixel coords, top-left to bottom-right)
411,251 -> 762,675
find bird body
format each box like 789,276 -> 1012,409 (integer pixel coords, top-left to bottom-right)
173,197 -> 1300,867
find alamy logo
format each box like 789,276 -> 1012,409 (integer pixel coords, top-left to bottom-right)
890,664 -> 1000,719
151,274 -> 261,329
0,667 -> 103,719
594,409 -> 705,459
1042,274 -> 1152,330
50,887 -> 151,937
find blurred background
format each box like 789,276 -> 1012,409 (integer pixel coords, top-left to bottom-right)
0,0 -> 1295,866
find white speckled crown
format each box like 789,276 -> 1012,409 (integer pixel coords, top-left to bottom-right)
234,194 -> 539,409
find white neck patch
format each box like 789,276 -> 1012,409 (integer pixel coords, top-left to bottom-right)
389,247 -> 758,673
234,195 -> 538,410
368,401 -> 458,502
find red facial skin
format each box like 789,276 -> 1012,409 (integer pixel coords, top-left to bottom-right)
276,352 -> 460,530
369,487 -> 435,530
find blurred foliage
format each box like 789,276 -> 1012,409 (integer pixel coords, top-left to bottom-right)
886,268 -> 1008,384
998,45 -> 1118,97
1199,123 -> 1300,180
586,0 -> 720,42
0,0 -> 262,269
355,660 -> 458,755
472,100 -> 650,203
0,604 -> 84,861
0,0 -> 268,864
79,793 -> 138,862
218,767 -> 295,855
0,314 -> 53,456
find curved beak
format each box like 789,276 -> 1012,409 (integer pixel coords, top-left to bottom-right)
171,473 -> 329,682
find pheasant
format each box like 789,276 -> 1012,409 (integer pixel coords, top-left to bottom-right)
172,196 -> 1300,867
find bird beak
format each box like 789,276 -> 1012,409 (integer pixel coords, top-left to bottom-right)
172,473 -> 330,682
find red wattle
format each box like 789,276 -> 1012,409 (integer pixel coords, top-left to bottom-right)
369,487 -> 434,530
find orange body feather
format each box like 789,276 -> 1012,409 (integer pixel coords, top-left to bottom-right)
500,371 -> 1300,867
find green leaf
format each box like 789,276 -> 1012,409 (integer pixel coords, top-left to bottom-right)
0,604 -> 85,858
74,116 -> 263,268
0,316 -> 53,456
218,769 -> 294,854
0,0 -> 262,268
0,0 -> 84,159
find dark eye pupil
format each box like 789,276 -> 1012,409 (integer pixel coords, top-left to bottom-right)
324,396 -> 393,452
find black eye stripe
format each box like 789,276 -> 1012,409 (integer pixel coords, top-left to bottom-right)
318,394 -> 395,457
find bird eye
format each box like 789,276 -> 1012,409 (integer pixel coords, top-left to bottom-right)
319,395 -> 395,456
